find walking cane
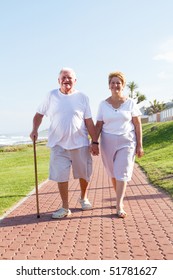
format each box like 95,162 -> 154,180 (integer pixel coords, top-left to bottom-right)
33,136 -> 40,218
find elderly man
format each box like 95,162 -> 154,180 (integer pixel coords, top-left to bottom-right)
30,68 -> 99,218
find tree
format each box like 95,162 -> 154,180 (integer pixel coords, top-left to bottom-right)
127,81 -> 146,104
135,91 -> 146,104
127,81 -> 138,99
146,99 -> 166,115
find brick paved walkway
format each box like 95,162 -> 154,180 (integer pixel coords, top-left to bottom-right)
0,155 -> 173,260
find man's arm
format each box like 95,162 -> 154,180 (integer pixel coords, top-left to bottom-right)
30,113 -> 44,141
85,118 -> 99,155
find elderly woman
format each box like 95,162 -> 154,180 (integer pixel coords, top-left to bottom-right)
95,71 -> 144,218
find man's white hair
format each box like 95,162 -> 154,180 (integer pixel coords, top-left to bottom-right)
59,67 -> 77,79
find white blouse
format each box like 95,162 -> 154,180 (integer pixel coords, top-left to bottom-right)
96,98 -> 141,135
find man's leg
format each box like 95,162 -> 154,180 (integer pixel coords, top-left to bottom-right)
79,178 -> 92,210
79,178 -> 88,200
58,181 -> 69,209
52,181 -> 71,219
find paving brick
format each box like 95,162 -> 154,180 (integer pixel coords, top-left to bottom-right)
85,253 -> 102,260
132,254 -> 148,260
13,253 -> 28,260
146,251 -> 164,260
117,252 -> 132,260
70,249 -> 86,259
0,157 -> 173,261
41,251 -> 57,260
158,245 -> 173,254
164,253 -> 173,260
1,250 -> 15,260
155,237 -> 172,245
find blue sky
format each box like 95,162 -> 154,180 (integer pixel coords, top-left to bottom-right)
0,0 -> 173,134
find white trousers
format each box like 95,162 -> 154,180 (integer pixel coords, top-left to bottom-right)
101,131 -> 136,181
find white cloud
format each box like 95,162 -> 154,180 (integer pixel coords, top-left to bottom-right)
157,71 -> 173,79
154,52 -> 173,62
153,39 -> 173,63
161,39 -> 173,50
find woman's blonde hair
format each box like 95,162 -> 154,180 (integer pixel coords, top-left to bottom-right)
108,71 -> 126,87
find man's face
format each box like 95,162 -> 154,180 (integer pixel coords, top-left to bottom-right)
58,70 -> 76,94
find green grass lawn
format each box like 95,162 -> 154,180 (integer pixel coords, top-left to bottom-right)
0,142 -> 50,216
136,121 -> 173,196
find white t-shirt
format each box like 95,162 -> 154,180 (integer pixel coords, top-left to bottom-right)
96,98 -> 141,135
37,89 -> 92,149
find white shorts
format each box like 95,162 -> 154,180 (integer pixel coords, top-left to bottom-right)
101,131 -> 136,181
49,145 -> 92,182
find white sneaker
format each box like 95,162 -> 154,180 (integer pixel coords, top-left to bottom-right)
52,208 -> 71,219
79,198 -> 92,210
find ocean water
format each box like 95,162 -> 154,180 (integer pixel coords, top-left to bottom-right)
0,134 -> 47,146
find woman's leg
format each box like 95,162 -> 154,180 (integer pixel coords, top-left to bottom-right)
116,180 -> 127,214
111,177 -> 116,192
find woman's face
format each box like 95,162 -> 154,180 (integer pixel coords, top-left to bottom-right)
109,76 -> 124,93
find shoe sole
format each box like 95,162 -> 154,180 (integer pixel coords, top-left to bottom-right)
79,199 -> 92,211
52,211 -> 71,219
81,206 -> 92,211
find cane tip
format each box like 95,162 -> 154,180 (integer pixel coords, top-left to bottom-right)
37,214 -> 40,218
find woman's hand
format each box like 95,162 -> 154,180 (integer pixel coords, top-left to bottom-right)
136,146 -> 144,158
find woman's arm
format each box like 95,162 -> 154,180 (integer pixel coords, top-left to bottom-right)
95,120 -> 104,140
132,116 -> 144,158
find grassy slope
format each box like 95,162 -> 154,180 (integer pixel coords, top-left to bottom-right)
136,121 -> 173,196
0,142 -> 50,216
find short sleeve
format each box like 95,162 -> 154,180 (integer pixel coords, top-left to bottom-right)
37,92 -> 51,117
96,102 -> 104,121
132,102 -> 142,117
83,95 -> 92,119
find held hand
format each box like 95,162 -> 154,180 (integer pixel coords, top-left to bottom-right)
90,143 -> 99,156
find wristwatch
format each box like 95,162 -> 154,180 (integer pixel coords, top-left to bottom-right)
92,141 -> 99,145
